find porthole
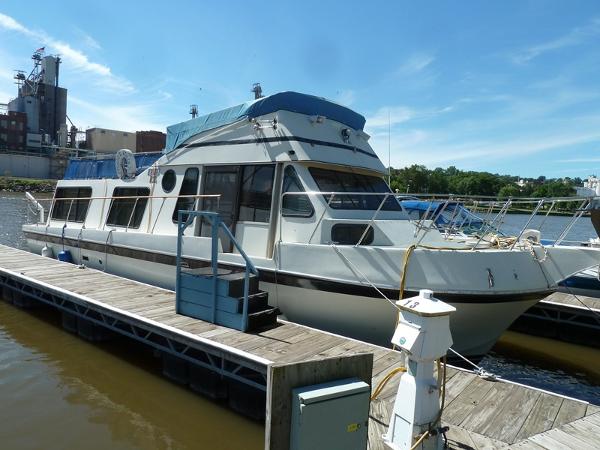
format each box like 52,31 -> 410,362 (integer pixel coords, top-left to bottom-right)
161,169 -> 176,193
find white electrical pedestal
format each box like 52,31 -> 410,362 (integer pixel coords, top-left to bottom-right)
383,289 -> 456,450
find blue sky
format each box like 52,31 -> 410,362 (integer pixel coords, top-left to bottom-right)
1,1 -> 600,178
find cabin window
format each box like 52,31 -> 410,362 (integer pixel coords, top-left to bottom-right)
309,167 -> 401,211
161,169 -> 176,193
282,166 -> 314,217
331,223 -> 374,245
238,165 -> 275,222
172,168 -> 199,223
106,187 -> 149,228
51,187 -> 92,222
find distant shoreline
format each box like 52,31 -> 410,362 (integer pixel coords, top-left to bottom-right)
0,177 -> 57,193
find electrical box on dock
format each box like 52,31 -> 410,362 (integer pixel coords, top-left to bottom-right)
290,378 -> 370,450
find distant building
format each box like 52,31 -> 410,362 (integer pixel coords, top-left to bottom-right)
516,179 -> 529,187
136,130 -> 166,153
85,127 -> 137,153
0,111 -> 27,152
8,52 -> 67,149
577,175 -> 600,196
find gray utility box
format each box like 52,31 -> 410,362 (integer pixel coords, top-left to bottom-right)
290,378 -> 370,450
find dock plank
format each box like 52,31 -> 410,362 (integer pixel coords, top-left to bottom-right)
443,376 -> 496,426
553,398 -> 588,427
513,392 -> 563,442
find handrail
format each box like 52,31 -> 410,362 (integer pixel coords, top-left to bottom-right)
175,210 -> 257,331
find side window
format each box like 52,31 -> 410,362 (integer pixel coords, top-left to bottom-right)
282,166 -> 314,217
238,165 -> 275,222
106,187 -> 149,228
172,168 -> 199,223
331,224 -> 374,245
51,187 -> 92,222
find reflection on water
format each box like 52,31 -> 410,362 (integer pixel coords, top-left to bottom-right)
0,302 -> 263,450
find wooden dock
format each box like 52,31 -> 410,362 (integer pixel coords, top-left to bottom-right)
0,243 -> 598,450
511,291 -> 600,348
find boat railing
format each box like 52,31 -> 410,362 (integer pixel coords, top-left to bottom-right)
278,190 -> 600,249
401,194 -> 599,249
175,210 -> 258,331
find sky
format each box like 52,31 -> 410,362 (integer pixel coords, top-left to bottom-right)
1,1 -> 600,178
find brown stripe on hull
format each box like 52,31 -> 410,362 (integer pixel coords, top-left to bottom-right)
24,230 -> 555,304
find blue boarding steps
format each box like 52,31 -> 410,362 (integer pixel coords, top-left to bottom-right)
177,268 -> 278,331
175,210 -> 278,332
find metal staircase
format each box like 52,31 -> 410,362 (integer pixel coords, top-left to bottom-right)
175,211 -> 278,332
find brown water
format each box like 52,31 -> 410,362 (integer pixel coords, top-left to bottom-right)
0,300 -> 263,450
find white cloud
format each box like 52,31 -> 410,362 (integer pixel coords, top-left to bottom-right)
335,89 -> 355,106
556,157 -> 600,163
69,96 -> 166,132
366,106 -> 414,128
512,17 -> 600,64
396,54 -> 435,75
0,13 -> 133,94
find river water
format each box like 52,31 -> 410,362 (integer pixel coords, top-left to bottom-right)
0,194 -> 263,450
0,194 -> 598,450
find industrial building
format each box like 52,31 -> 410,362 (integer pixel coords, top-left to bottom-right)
85,128 -> 166,153
8,48 -> 67,148
0,48 -> 167,178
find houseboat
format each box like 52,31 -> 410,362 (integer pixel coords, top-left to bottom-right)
23,91 -> 600,358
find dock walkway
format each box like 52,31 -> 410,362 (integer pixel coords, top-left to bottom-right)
511,291 -> 600,348
0,243 -> 597,449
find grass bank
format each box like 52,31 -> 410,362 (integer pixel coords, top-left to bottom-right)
0,177 -> 56,193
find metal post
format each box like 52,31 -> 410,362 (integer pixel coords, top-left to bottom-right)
175,211 -> 184,314
242,266 -> 250,332
355,193 -> 389,247
211,214 -> 219,324
510,199 -> 544,250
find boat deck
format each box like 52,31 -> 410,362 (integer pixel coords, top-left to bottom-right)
0,243 -> 597,449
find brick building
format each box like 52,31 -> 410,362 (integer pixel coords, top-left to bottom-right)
0,111 -> 27,152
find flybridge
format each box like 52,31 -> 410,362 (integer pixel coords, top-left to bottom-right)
164,91 -> 367,152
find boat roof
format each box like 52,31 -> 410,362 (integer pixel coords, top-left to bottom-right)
165,91 -> 367,152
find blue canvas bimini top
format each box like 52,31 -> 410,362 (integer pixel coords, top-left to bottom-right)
63,152 -> 162,180
164,91 -> 366,152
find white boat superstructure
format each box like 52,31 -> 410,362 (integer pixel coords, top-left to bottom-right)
22,91 -> 600,358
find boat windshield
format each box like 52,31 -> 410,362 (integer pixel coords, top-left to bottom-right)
309,167 -> 401,210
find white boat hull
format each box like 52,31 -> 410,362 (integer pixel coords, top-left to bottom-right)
25,233 -> 549,357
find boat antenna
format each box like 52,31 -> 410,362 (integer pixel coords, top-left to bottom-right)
252,83 -> 263,99
190,104 -> 198,119
388,108 -> 391,185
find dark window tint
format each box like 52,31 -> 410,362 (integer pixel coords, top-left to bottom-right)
238,165 -> 275,222
282,166 -> 314,217
331,224 -> 374,245
51,187 -> 92,222
309,167 -> 401,211
161,169 -> 176,193
106,187 -> 149,228
172,168 -> 199,223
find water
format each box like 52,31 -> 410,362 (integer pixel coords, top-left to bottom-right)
1,193 -> 598,448
0,193 -> 263,449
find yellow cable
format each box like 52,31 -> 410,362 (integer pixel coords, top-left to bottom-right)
370,366 -> 407,401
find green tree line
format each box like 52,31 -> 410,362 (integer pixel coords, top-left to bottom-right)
389,165 -> 580,198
